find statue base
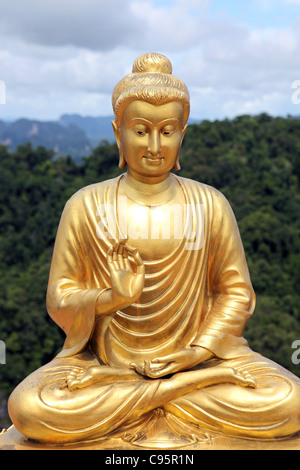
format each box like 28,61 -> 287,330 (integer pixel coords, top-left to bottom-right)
1,409 -> 300,450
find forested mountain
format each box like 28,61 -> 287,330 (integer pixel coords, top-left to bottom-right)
0,113 -> 299,427
0,115 -> 118,162
60,114 -> 115,147
0,118 -> 92,161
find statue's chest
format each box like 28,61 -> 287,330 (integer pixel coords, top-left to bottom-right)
118,199 -> 185,261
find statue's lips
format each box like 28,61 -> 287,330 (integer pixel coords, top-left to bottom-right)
143,156 -> 163,165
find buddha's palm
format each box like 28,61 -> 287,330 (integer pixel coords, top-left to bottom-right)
107,242 -> 145,310
130,346 -> 213,378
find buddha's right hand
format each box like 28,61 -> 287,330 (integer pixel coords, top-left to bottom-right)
106,241 -> 145,310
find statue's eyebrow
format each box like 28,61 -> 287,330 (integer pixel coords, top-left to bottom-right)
159,118 -> 180,125
129,117 -> 152,125
129,117 -> 180,126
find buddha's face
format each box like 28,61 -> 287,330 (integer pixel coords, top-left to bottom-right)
113,100 -> 187,182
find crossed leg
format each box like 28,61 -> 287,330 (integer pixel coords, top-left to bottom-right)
8,351 -> 300,444
165,354 -> 300,440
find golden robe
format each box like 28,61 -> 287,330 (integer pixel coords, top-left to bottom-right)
8,175 -> 300,444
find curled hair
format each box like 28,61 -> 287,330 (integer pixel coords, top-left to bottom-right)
112,52 -> 190,126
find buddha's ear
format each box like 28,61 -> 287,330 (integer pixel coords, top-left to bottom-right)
181,123 -> 188,144
112,120 -> 126,169
112,120 -> 121,147
173,160 -> 181,171
173,124 -> 188,171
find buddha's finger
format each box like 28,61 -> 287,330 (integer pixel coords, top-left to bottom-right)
112,244 -> 122,270
107,247 -> 117,272
123,248 -> 132,271
117,244 -> 124,255
151,363 -> 176,377
133,251 -> 144,267
127,250 -> 144,275
106,247 -> 114,261
117,245 -> 125,270
144,361 -> 173,378
152,352 -> 180,363
129,362 -> 145,376
125,245 -> 138,256
132,252 -> 145,276
143,360 -> 154,377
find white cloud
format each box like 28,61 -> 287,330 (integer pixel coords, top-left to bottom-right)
175,0 -> 210,9
5,89 -> 113,121
129,1 -> 205,51
0,0 -> 299,121
0,0 -> 142,50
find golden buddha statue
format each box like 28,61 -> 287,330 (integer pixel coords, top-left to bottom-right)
6,52 -> 300,448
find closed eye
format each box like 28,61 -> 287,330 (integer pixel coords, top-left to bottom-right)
161,126 -> 175,136
133,125 -> 147,137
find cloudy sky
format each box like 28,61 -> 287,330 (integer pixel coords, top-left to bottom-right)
0,0 -> 300,121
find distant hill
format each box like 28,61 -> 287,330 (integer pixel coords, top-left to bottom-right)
0,115 -> 117,162
60,114 -> 115,147
0,118 -> 92,162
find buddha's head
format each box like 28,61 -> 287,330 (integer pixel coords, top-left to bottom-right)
112,53 -> 190,179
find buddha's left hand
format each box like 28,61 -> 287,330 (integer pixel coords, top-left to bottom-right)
130,346 -> 213,378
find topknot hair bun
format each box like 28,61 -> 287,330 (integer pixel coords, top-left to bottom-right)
132,52 -> 172,75
112,52 -> 190,126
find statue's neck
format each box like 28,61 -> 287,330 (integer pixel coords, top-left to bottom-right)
121,173 -> 178,206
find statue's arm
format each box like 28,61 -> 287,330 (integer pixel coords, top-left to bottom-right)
191,190 -> 256,359
44,197 -> 111,359
46,196 -> 145,356
45,198 -> 101,334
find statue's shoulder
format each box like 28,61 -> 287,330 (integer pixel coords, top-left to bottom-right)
66,176 -> 121,207
176,175 -> 228,205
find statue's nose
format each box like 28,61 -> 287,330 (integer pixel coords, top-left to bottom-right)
147,129 -> 161,155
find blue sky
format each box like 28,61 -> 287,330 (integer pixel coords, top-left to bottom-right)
210,0 -> 299,27
0,0 -> 299,121
157,0 -> 300,27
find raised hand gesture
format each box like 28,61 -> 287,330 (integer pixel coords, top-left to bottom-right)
107,241 -> 145,311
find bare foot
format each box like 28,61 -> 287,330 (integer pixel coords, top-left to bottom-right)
62,366 -> 143,391
65,367 -> 99,391
213,367 -> 257,388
